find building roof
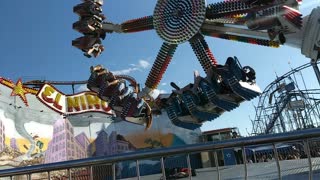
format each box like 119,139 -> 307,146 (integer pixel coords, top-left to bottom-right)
202,127 -> 238,135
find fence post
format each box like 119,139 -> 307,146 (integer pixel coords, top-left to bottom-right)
89,166 -> 94,180
242,147 -> 248,180
214,151 -> 221,180
27,174 -> 31,180
160,157 -> 167,180
67,168 -> 71,180
136,160 -> 141,180
272,143 -> 282,180
112,163 -> 116,180
186,154 -> 192,180
303,139 -> 313,180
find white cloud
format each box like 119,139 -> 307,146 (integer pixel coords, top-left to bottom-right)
138,60 -> 150,69
161,82 -> 167,86
159,89 -> 167,94
112,67 -> 139,75
77,84 -> 89,92
111,59 -> 150,75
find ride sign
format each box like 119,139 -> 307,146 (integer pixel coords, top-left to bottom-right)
37,84 -> 112,115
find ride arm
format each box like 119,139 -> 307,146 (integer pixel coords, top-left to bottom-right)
101,16 -> 154,34
266,7 -> 320,60
139,42 -> 177,99
120,16 -> 154,33
189,33 -> 218,77
203,0 -> 303,47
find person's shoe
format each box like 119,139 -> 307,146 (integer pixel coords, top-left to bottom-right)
84,53 -> 92,58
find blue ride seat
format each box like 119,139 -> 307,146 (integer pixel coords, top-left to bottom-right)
198,79 -> 239,111
180,92 -> 220,123
162,57 -> 261,130
217,57 -> 261,101
166,96 -> 202,130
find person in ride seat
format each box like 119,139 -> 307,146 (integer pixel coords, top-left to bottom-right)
72,35 -> 105,58
90,65 -> 148,121
94,66 -> 123,98
242,66 -> 256,83
91,65 -> 137,102
84,42 -> 105,58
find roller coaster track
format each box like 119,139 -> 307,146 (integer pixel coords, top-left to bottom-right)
252,61 -> 320,135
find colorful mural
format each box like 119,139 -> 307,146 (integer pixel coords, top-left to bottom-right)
0,78 -> 201,171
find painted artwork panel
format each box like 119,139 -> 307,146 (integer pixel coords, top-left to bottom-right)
0,78 -> 201,173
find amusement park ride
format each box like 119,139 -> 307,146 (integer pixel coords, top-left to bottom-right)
69,0 -> 320,130
17,0 -> 318,131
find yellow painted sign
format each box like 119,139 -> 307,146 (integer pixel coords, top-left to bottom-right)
37,84 -> 112,115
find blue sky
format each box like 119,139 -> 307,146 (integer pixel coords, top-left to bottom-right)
0,0 -> 318,135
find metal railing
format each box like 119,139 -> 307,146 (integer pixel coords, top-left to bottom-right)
1,128 -> 320,179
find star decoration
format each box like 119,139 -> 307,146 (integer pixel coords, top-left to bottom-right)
0,78 -> 39,106
11,79 -> 29,106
